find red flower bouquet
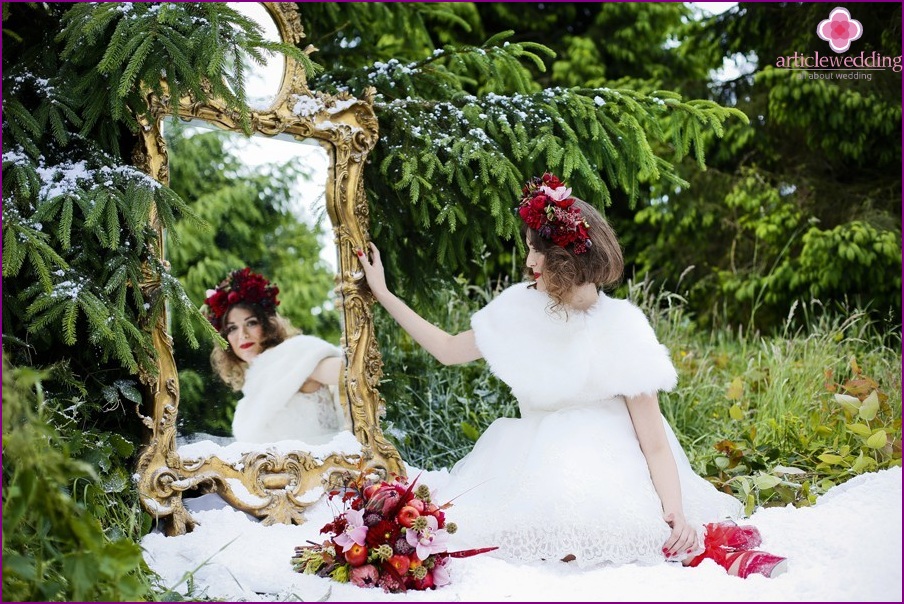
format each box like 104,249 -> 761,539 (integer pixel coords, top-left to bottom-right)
292,475 -> 495,592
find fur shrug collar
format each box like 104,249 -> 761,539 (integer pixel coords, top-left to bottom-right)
470,283 -> 677,409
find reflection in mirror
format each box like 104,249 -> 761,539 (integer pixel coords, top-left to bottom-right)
135,2 -> 403,532
225,2 -> 284,109
161,118 -> 348,447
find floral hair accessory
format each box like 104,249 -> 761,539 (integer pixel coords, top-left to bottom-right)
203,267 -> 280,330
517,172 -> 592,254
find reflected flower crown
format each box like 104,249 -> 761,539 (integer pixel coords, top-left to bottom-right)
203,267 -> 280,330
517,172 -> 592,255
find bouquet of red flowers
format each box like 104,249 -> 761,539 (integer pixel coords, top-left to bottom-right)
292,474 -> 495,592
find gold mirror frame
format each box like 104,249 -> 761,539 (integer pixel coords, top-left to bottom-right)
131,3 -> 403,535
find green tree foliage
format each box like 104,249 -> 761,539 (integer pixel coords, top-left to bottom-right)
2,1 -> 289,406
163,121 -> 340,434
6,4 -> 895,598
2,358 -> 151,601
628,3 -> 901,328
297,3 -> 746,302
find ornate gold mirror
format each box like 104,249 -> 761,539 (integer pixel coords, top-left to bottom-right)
133,2 -> 403,535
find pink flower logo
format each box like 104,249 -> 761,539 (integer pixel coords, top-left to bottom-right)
817,7 -> 863,53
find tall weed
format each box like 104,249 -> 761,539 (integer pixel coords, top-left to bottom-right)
2,357 -> 154,601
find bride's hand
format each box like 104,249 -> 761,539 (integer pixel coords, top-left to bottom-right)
356,242 -> 389,299
662,512 -> 698,560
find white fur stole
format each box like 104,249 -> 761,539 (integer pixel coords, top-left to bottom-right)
232,335 -> 342,442
470,283 -> 677,406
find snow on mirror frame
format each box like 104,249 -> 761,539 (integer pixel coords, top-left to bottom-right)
131,2 -> 403,535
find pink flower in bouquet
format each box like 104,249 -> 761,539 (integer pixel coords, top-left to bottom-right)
334,507 -> 368,552
406,515 -> 449,560
432,558 -> 451,587
349,564 -> 379,587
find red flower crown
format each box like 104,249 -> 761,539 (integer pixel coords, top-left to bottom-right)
203,268 -> 280,330
517,172 -> 592,255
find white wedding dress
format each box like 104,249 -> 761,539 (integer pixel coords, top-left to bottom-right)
231,335 -> 349,444
439,283 -> 743,567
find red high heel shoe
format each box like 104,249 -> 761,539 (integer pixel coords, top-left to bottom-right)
722,549 -> 788,579
687,521 -> 787,579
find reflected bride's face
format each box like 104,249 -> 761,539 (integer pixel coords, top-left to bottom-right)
225,306 -> 265,363
526,237 -> 547,292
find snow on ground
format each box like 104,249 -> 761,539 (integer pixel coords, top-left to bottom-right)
142,466 -> 901,602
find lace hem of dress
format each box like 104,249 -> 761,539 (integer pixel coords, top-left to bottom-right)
481,521 -> 670,568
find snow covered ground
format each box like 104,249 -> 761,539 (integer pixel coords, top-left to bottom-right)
142,466 -> 901,602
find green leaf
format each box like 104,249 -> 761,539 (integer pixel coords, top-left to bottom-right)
772,465 -> 806,475
115,380 -> 143,404
865,430 -> 887,449
833,393 -> 861,415
845,423 -> 872,437
753,474 -> 782,490
817,453 -> 845,465
725,376 -> 744,400
460,421 -> 480,442
728,404 -> 744,421
852,452 -> 878,473
858,390 -> 879,421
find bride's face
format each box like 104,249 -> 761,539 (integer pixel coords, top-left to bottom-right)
225,306 -> 265,363
525,237 -> 547,292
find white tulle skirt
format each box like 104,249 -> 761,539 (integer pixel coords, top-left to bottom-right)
437,397 -> 743,567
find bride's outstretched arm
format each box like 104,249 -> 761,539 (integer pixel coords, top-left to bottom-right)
627,392 -> 699,558
357,243 -> 482,366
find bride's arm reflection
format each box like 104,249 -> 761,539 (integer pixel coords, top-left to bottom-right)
204,267 -> 348,445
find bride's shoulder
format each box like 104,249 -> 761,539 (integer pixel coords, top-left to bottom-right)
471,282 -> 544,331
594,294 -> 659,338
491,281 -> 543,304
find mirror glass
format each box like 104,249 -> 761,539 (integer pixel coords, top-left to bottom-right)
227,2 -> 284,109
135,2 -> 403,533
161,117 -> 348,448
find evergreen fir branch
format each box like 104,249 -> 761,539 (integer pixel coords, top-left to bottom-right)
58,199 -> 74,251
95,11 -> 132,74
121,181 -> 149,239
3,101 -> 43,157
2,220 -> 28,277
2,154 -> 42,204
118,35 -> 156,99
84,188 -> 111,234
63,297 -> 79,346
1,219 -> 68,289
104,196 -> 121,250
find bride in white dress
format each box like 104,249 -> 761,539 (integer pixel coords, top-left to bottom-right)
358,173 -> 786,578
204,268 -> 348,444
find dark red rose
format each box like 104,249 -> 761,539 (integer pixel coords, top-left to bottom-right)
541,173 -> 563,189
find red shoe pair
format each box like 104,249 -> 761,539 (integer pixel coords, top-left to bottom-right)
687,521 -> 787,579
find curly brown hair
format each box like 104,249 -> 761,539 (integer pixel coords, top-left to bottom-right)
210,302 -> 299,390
522,198 -> 624,311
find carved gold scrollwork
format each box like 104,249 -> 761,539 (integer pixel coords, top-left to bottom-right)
133,3 -> 403,535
